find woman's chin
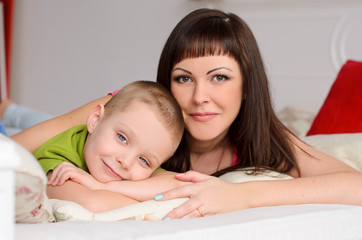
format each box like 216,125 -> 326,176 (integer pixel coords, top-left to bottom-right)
189,131 -> 223,142
186,126 -> 228,142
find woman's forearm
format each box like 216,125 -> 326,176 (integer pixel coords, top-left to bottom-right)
11,95 -> 111,152
244,171 -> 362,209
154,169 -> 362,219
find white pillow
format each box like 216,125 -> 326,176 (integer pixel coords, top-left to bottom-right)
219,168 -> 293,183
51,168 -> 292,222
0,134 -> 55,223
302,133 -> 362,172
51,198 -> 189,221
277,106 -> 315,138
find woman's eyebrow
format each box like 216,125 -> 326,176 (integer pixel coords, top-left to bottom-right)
171,67 -> 192,74
207,67 -> 232,75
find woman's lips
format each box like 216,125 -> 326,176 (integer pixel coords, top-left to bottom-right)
102,160 -> 123,179
189,112 -> 218,122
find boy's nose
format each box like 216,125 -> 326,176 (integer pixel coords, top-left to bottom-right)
117,156 -> 133,170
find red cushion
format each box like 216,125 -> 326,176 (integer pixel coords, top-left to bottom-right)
306,60 -> 362,136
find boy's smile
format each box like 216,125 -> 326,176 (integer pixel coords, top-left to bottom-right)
83,101 -> 176,182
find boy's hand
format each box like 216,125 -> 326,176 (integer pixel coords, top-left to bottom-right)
48,162 -> 100,189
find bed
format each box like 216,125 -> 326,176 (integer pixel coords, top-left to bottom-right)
2,1 -> 362,240
3,131 -> 362,240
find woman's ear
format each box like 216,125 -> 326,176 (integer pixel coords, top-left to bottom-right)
86,104 -> 105,133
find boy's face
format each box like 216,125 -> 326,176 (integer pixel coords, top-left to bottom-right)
84,101 -> 176,182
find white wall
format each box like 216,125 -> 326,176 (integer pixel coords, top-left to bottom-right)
10,0 -> 205,115
10,0 -> 362,116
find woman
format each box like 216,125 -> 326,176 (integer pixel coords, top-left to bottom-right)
8,8 -> 362,218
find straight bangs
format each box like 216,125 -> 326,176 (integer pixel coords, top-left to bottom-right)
172,19 -> 240,65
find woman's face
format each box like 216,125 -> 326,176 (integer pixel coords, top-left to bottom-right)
170,55 -> 243,142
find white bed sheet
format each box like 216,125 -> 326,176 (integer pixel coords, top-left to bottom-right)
16,204 -> 362,240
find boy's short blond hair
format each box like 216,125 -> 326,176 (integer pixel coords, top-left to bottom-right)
104,81 -> 184,144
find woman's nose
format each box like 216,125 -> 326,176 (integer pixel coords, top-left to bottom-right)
192,82 -> 210,105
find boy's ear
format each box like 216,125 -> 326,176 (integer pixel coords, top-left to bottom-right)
86,104 -> 105,133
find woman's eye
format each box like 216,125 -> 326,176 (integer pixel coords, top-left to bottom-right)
213,75 -> 228,82
139,157 -> 150,167
118,134 -> 127,144
175,76 -> 191,83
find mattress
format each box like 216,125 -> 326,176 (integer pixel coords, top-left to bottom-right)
15,204 -> 362,240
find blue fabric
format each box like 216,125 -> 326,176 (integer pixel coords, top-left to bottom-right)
0,120 -> 7,136
2,103 -> 53,136
3,103 -> 53,130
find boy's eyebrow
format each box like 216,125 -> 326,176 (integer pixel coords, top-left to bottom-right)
120,124 -> 135,140
171,67 -> 192,74
146,153 -> 161,169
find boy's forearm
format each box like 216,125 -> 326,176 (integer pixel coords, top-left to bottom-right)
47,180 -> 138,213
101,171 -> 190,201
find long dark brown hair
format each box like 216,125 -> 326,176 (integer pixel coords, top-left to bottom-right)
157,8 -> 300,176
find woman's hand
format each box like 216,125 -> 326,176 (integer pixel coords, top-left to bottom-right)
48,162 -> 101,189
155,171 -> 250,219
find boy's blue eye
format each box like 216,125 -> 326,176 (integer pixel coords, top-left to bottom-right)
139,157 -> 150,167
118,134 -> 127,144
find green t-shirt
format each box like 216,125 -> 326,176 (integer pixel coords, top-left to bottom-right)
33,125 -> 89,174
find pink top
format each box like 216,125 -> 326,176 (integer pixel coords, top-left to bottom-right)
109,89 -> 240,167
231,147 -> 239,166
108,89 -> 120,96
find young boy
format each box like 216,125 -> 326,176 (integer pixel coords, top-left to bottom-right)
33,81 -> 185,210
